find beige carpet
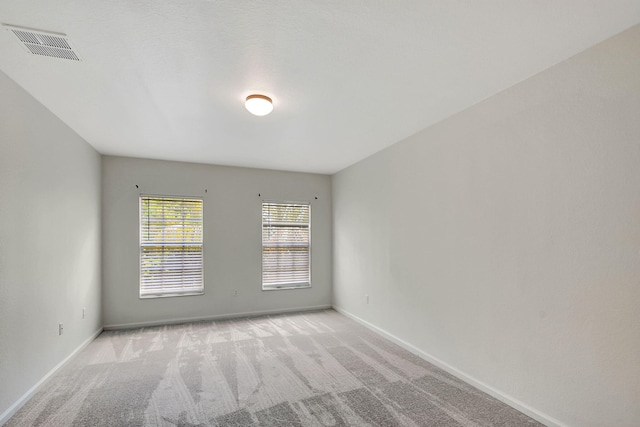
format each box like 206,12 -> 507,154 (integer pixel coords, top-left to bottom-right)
7,310 -> 542,426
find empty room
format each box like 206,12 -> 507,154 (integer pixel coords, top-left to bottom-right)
1,2 -> 639,426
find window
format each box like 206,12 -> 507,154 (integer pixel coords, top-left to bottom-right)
139,196 -> 203,298
262,202 -> 311,290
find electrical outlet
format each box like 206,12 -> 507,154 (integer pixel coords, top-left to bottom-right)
234,290 -> 238,297
82,307 -> 86,319
366,294 -> 369,304
58,322 -> 64,335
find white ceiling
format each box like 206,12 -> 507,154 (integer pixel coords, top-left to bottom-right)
1,1 -> 639,174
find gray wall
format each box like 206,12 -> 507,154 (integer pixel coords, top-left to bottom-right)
102,156 -> 331,328
332,25 -> 640,427
0,71 -> 102,419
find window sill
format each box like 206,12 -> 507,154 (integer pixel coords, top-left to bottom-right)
262,284 -> 311,291
140,291 -> 204,299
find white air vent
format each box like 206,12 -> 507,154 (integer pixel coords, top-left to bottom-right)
4,25 -> 81,61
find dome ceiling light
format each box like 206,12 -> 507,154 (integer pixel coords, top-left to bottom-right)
245,94 -> 273,116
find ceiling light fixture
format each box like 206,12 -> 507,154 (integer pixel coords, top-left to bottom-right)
245,94 -> 273,116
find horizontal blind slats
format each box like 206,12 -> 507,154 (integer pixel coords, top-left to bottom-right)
262,202 -> 310,287
140,196 -> 203,297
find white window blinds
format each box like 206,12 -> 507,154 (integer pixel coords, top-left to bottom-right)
262,202 -> 311,289
140,196 -> 203,298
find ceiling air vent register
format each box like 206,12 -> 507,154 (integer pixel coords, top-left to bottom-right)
4,25 -> 81,61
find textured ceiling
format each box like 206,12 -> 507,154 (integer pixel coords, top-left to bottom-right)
1,1 -> 639,174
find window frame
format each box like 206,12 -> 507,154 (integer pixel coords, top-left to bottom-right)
139,194 -> 204,299
261,200 -> 312,291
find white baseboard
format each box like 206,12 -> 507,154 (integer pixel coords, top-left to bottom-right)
4,307 -> 559,426
0,327 -> 103,426
332,305 -> 565,427
103,305 -> 333,330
